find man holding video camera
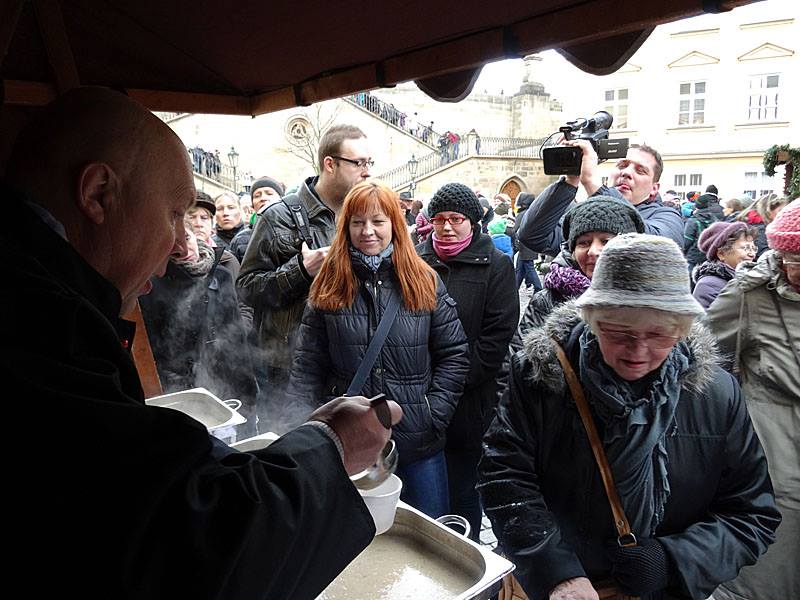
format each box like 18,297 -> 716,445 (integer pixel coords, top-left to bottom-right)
519,140 -> 683,255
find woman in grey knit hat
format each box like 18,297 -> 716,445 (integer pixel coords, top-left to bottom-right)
479,233 -> 779,600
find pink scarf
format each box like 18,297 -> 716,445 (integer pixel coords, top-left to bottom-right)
432,232 -> 473,260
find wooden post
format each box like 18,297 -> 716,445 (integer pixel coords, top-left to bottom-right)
127,301 -> 163,398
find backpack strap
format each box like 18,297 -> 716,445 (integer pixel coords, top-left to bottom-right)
282,194 -> 314,248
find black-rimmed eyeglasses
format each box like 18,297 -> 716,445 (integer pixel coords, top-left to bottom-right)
332,156 -> 374,169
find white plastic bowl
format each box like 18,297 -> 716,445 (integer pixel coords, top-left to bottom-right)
359,473 -> 403,535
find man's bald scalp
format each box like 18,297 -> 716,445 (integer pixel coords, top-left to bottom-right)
6,87 -> 174,209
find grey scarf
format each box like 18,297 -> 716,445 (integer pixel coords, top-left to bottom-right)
578,329 -> 689,537
349,242 -> 394,272
172,239 -> 216,277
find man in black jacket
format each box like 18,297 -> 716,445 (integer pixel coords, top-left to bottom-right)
3,87 -> 399,600
237,124 -> 372,418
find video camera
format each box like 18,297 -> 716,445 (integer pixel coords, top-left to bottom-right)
542,111 -> 629,176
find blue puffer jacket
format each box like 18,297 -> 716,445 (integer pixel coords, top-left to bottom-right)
287,257 -> 470,465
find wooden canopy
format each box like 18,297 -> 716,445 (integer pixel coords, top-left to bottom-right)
2,0 -> 761,115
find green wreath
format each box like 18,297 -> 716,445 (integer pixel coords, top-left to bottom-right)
763,144 -> 800,199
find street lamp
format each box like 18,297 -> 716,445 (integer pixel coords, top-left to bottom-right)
408,154 -> 419,196
227,145 -> 239,192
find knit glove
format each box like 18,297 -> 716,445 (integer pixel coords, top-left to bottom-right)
606,538 -> 671,595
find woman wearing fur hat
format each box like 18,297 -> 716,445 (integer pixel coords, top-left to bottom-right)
417,182 -> 519,540
706,198 -> 799,600
287,181 -> 469,518
479,234 -> 779,600
691,221 -> 757,308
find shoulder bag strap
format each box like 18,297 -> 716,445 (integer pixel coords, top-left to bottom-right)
346,292 -> 401,397
282,196 -> 314,248
551,339 -> 637,548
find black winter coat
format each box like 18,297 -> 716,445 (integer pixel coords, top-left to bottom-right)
228,224 -> 253,263
683,206 -> 719,267
5,194 -> 374,600
237,177 -> 336,371
139,249 -> 259,423
287,258 -> 470,465
478,303 -> 780,600
417,232 -> 519,451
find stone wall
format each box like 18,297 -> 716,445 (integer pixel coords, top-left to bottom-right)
409,156 -> 557,201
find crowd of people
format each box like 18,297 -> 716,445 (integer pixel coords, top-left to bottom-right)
5,87 -> 797,600
170,124 -> 799,598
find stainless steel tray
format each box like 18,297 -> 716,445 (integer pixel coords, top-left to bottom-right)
145,387 -> 246,431
318,502 -> 514,600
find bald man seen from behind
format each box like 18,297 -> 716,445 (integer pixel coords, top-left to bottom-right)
1,87 -> 401,600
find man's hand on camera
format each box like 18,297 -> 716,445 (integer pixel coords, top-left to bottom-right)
309,396 -> 403,475
564,139 -> 601,197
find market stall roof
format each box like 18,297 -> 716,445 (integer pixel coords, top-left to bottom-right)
2,0 -> 761,115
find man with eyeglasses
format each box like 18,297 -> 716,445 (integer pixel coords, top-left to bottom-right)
238,124 -> 372,427
518,140 -> 684,256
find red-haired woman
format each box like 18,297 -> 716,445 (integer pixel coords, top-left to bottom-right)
287,180 -> 469,518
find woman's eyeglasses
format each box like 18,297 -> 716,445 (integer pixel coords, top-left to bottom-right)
597,324 -> 680,350
332,156 -> 374,169
430,215 -> 467,226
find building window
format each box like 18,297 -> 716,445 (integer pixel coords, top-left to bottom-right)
673,174 -> 687,199
604,88 -> 629,129
690,173 -> 703,187
678,81 -> 706,125
743,170 -> 776,199
747,74 -> 780,121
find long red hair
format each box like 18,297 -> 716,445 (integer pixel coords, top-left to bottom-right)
309,180 -> 438,311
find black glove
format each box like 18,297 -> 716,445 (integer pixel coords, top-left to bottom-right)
606,537 -> 671,595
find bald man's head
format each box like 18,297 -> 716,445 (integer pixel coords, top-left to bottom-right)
7,87 -> 195,315
7,87 -> 176,202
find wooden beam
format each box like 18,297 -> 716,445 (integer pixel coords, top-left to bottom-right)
249,87 -> 297,116
0,0 -> 24,65
2,79 -> 58,105
297,64 -> 379,107
33,0 -> 80,92
127,88 -> 251,115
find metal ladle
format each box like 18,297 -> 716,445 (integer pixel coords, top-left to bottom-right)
351,439 -> 398,490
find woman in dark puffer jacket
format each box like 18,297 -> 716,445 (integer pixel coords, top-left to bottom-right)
288,181 -> 469,518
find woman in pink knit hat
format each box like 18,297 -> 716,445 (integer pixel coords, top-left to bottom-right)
707,197 -> 799,600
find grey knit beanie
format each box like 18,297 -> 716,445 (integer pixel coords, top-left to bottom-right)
562,195 -> 645,252
575,233 -> 705,316
250,176 -> 285,198
428,183 -> 483,225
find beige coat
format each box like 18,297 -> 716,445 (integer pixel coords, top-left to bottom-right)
706,251 -> 799,600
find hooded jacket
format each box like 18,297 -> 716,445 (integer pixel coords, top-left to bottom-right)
478,302 -> 779,600
237,177 -> 336,371
706,250 -> 800,600
286,257 -> 469,465
691,260 -> 735,309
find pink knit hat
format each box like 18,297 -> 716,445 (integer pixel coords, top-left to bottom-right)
766,198 -> 800,253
